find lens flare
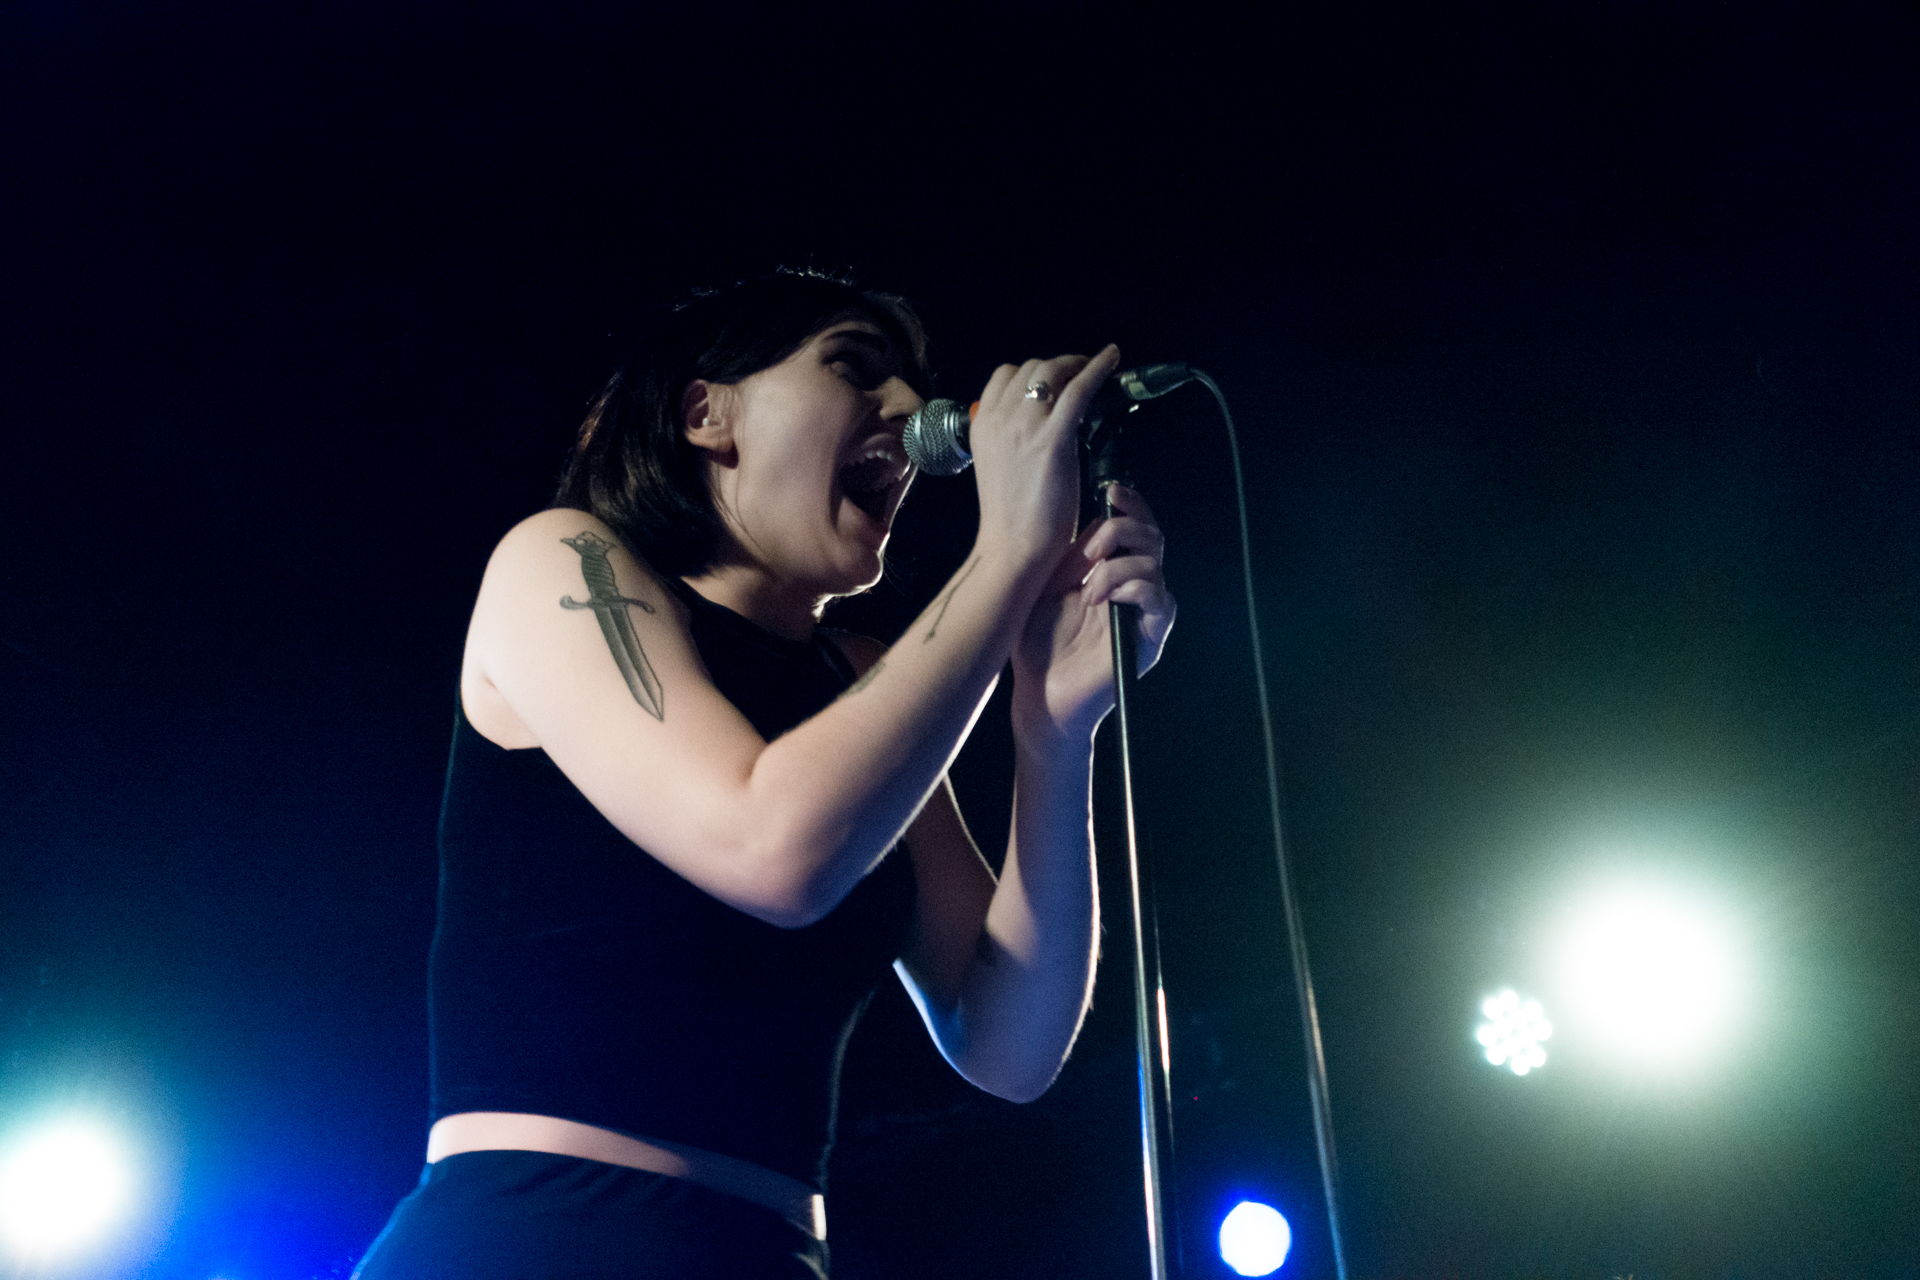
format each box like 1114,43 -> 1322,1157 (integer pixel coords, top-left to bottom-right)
1554,876 -> 1748,1071
0,1118 -> 135,1262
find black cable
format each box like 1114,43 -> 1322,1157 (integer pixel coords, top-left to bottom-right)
1195,369 -> 1350,1280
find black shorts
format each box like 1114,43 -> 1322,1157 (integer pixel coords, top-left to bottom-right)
352,1151 -> 829,1280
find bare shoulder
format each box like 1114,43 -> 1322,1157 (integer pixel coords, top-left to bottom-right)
472,509 -> 679,642
478,509 -> 671,605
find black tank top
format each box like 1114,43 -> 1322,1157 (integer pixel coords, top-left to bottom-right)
429,579 -> 916,1190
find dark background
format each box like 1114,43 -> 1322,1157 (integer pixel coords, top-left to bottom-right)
3,2 -> 1915,1277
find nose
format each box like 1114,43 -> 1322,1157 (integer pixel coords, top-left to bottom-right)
879,375 -> 922,425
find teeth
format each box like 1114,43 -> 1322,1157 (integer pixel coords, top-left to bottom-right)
842,441 -> 910,480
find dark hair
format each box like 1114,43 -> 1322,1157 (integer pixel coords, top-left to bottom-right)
552,269 -> 932,578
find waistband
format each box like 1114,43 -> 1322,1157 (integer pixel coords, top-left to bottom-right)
426,1111 -> 826,1240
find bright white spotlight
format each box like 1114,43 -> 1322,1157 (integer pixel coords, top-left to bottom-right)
1555,876 -> 1748,1071
0,1118 -> 135,1262
1475,988 -> 1552,1075
1219,1200 -> 1292,1276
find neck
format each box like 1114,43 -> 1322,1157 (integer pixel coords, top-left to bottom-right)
679,564 -> 825,642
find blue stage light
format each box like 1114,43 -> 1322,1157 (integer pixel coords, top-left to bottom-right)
1219,1200 -> 1291,1276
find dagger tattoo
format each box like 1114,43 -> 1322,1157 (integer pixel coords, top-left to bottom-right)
560,531 -> 665,720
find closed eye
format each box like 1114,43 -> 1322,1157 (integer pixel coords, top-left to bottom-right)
832,353 -> 886,389
826,331 -> 900,390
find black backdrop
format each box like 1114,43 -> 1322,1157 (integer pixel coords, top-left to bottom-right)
3,3 -> 1916,1277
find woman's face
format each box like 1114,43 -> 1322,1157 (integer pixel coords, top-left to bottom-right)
699,315 -> 923,600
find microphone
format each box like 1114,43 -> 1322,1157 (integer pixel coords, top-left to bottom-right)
904,363 -> 1194,476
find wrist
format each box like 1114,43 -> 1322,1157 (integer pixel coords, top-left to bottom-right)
1010,681 -> 1103,761
971,527 -> 1066,598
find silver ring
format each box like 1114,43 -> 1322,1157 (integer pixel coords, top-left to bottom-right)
1024,379 -> 1053,402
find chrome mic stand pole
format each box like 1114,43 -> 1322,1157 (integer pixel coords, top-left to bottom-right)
1092,413 -> 1179,1280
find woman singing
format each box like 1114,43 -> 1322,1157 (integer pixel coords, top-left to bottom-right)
355,271 -> 1175,1278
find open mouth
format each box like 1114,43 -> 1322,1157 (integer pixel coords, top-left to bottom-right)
838,439 -> 913,523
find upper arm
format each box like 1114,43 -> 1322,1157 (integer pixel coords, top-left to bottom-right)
461,509 -> 793,921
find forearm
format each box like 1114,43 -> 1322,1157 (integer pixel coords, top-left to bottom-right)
738,540 -> 1052,924
949,713 -> 1100,1101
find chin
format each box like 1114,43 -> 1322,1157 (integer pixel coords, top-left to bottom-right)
842,553 -> 887,597
822,544 -> 888,601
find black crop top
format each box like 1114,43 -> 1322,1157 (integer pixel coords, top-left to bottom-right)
429,579 -> 916,1190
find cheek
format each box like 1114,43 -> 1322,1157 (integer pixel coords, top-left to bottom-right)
732,393 -> 850,527
736,451 -> 835,544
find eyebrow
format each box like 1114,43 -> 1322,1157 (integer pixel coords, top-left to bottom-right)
825,327 -> 894,356
822,320 -> 922,392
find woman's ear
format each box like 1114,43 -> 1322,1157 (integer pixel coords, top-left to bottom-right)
682,380 -> 736,464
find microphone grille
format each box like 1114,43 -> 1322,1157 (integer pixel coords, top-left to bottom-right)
903,399 -> 973,476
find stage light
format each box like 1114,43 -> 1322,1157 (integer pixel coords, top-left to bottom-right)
1219,1200 -> 1291,1276
1554,876 -> 1747,1071
1475,988 -> 1552,1075
0,1117 -> 135,1263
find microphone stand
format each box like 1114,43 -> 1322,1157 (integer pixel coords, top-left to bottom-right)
1083,371 -> 1352,1279
1091,411 -> 1179,1280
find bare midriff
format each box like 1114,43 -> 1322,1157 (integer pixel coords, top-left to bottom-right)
426,1111 -> 827,1241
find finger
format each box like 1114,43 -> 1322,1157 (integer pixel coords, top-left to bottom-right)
1101,482 -> 1160,527
1080,515 -> 1165,565
1041,520 -> 1106,595
982,349 -> 1109,416
978,361 -> 1031,414
1079,553 -> 1164,606
1109,576 -> 1175,621
1048,344 -> 1122,428
1011,355 -> 1092,419
1112,579 -> 1177,673
1038,353 -> 1094,382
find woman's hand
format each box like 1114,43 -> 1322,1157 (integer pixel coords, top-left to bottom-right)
1010,483 -> 1176,743
966,346 -> 1125,579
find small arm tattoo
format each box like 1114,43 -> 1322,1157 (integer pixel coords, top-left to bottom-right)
559,531 -> 665,720
923,557 -> 981,643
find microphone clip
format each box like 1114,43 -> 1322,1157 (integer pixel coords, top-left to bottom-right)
1087,362 -> 1194,492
